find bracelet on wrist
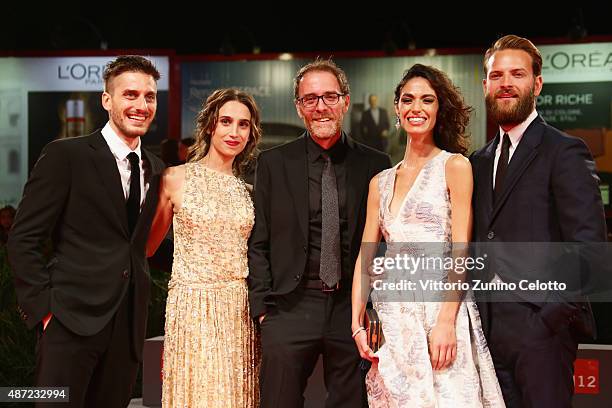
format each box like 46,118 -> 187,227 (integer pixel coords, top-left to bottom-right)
352,327 -> 366,338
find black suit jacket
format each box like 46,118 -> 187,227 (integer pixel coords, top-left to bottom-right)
470,115 -> 606,338
360,108 -> 390,151
8,130 -> 165,360
247,133 -> 391,318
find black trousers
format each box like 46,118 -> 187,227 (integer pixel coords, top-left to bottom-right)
34,290 -> 139,408
488,302 -> 578,408
259,285 -> 366,408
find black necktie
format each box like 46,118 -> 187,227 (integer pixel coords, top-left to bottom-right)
320,153 -> 341,287
126,152 -> 141,234
494,133 -> 511,202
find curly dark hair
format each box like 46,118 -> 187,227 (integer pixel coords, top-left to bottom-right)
190,88 -> 262,177
394,64 -> 472,155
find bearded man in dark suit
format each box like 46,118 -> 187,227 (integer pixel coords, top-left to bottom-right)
470,35 -> 606,408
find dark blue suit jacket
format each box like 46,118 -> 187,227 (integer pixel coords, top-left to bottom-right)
470,115 -> 606,339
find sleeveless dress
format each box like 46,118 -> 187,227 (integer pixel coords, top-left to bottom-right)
366,151 -> 505,408
162,162 -> 260,408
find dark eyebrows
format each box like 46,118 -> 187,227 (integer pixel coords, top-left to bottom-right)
121,88 -> 157,95
400,92 -> 436,99
219,115 -> 251,124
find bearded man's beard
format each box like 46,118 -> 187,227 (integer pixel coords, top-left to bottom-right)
486,86 -> 536,126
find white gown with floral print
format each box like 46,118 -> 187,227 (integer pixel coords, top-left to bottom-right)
366,151 -> 505,408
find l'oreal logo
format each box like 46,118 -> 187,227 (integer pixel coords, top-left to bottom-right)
57,64 -> 105,84
542,51 -> 612,71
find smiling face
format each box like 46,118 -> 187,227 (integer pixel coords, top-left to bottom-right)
102,71 -> 157,143
395,76 -> 439,139
295,70 -> 350,143
483,49 -> 542,128
208,100 -> 252,161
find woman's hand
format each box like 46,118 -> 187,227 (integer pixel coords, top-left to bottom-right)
353,330 -> 379,363
428,321 -> 457,370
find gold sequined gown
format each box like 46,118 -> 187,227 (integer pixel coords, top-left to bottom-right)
162,162 -> 260,408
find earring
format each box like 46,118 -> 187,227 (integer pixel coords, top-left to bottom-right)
395,115 -> 401,129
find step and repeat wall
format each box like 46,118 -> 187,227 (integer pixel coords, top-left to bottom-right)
180,53 -> 487,165
2,43 -> 610,207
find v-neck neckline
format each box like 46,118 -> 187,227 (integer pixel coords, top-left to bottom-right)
386,150 -> 444,221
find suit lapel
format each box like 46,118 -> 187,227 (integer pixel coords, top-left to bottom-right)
283,135 -> 309,243
142,148 -> 162,201
345,137 -> 369,244
480,136 -> 497,224
490,117 -> 544,225
133,148 -> 163,237
89,131 -> 129,237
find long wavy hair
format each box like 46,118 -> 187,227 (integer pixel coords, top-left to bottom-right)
394,64 -> 472,155
189,88 -> 262,176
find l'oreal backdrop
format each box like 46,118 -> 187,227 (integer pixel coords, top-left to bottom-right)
0,56 -> 169,206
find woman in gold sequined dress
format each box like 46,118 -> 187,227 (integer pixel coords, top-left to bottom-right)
147,88 -> 262,407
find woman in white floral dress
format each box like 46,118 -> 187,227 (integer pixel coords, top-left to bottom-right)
351,64 -> 505,407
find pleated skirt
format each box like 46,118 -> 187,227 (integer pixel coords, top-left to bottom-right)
162,279 -> 260,408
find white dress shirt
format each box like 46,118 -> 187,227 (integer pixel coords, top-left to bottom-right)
492,109 -> 538,189
101,122 -> 148,208
370,107 -> 380,126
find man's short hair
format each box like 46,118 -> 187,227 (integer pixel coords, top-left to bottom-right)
483,35 -> 542,76
293,58 -> 350,101
103,55 -> 160,92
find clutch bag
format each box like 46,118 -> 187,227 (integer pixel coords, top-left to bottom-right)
364,307 -> 384,352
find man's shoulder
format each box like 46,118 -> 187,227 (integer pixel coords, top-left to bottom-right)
43,131 -> 100,153
259,135 -> 305,159
142,146 -> 165,167
539,121 -> 581,146
470,137 -> 496,161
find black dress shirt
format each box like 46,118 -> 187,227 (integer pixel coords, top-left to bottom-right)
306,134 -> 350,281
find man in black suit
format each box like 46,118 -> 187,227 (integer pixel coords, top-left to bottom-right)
248,59 -> 390,407
8,56 -> 165,408
471,35 -> 606,408
359,94 -> 390,152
